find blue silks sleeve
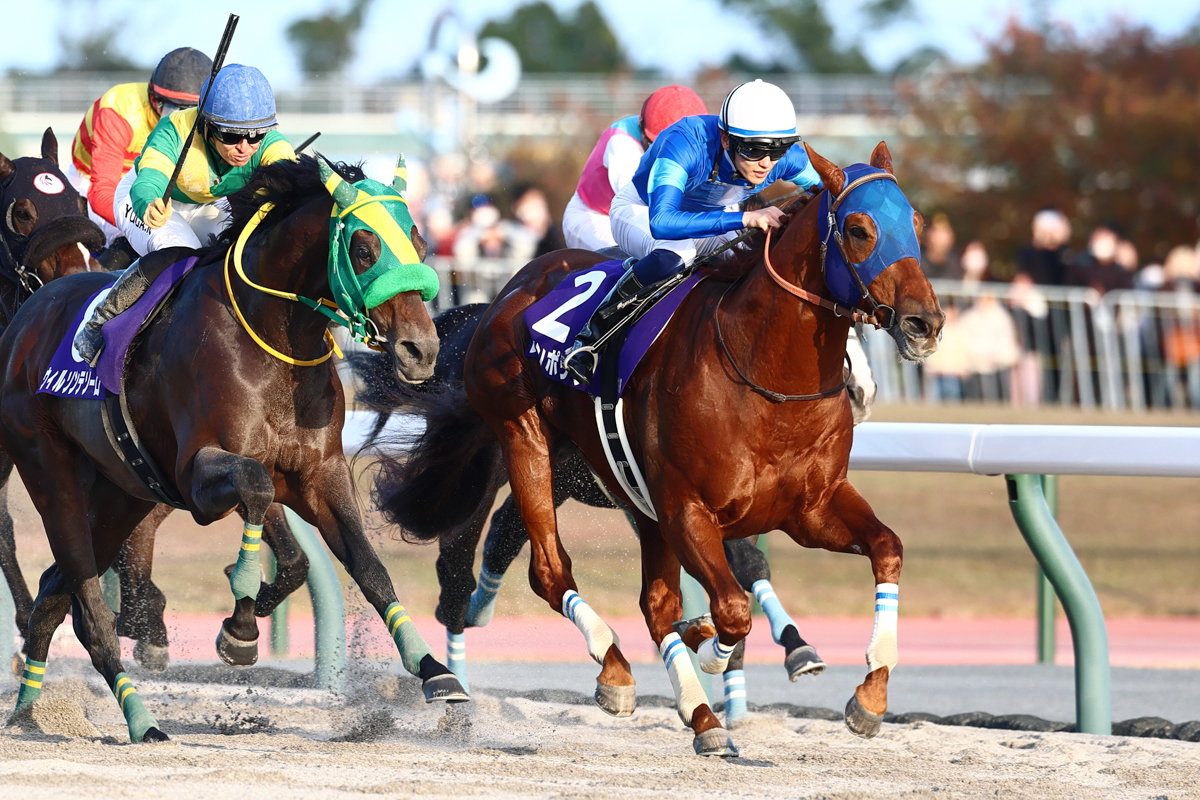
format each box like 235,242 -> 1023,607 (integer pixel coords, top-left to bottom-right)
645,132 -> 742,241
773,144 -> 823,191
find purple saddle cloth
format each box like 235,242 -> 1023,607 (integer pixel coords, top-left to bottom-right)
38,255 -> 199,399
524,260 -> 703,396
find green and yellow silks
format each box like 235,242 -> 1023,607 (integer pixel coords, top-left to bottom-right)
317,155 -> 440,346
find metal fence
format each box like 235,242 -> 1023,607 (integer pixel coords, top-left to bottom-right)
863,279 -> 1200,412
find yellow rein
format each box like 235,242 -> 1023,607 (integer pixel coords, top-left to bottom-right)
222,201 -> 344,367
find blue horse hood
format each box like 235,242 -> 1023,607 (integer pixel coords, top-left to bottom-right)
818,164 -> 921,308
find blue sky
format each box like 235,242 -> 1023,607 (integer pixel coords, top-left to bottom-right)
2,0 -> 1196,85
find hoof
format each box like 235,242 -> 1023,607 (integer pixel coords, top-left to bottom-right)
134,641 -> 170,674
594,681 -> 637,717
693,727 -> 739,757
140,727 -> 170,743
422,673 -> 470,704
785,645 -> 826,681
844,694 -> 884,739
215,627 -> 258,668
671,614 -> 716,642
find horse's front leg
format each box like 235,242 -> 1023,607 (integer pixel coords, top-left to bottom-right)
293,456 -> 467,703
784,479 -> 902,740
253,504 -> 310,617
498,408 -> 635,716
638,517 -> 736,757
189,446 -> 277,667
115,504 -> 172,672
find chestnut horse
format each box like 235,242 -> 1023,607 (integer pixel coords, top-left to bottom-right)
0,155 -> 464,743
375,142 -> 942,756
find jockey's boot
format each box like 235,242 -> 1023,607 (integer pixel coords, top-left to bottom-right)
73,260 -> 151,367
562,268 -> 644,385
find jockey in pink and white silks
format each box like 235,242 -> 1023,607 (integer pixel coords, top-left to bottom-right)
562,86 -> 708,251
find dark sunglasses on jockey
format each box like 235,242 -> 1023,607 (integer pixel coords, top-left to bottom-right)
729,135 -> 800,162
212,128 -> 268,146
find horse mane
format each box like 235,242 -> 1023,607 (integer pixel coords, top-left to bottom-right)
698,193 -> 812,282
197,154 -> 366,261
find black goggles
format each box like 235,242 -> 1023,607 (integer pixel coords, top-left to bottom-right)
730,136 -> 799,162
212,128 -> 268,146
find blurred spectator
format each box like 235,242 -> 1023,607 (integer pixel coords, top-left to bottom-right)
1016,209 -> 1072,285
1163,245 -> 1200,291
511,184 -> 565,257
1008,273 -> 1049,405
1070,224 -> 1133,293
1115,238 -> 1140,274
453,194 -> 537,265
960,241 -> 994,286
1134,263 -> 1166,291
920,213 -> 960,279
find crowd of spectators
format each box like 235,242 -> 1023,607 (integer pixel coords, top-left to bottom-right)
920,207 -> 1200,407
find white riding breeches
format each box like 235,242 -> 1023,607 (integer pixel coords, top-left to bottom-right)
608,181 -> 737,267
62,162 -> 122,247
114,168 -> 231,256
562,193 -> 618,251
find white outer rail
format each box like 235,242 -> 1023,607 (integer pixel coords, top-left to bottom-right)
344,412 -> 1200,480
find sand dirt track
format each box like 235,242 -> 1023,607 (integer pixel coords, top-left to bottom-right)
1,659 -> 1196,799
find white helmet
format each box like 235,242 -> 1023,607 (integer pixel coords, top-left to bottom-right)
719,79 -> 798,141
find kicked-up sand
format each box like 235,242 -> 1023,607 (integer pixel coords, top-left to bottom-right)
0,657 -> 1196,799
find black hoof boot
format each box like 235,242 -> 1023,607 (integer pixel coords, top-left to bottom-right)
141,727 -> 171,743
418,654 -> 470,703
215,621 -> 258,667
785,644 -> 826,680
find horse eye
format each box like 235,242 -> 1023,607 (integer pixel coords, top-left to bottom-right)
355,245 -> 372,261
850,225 -> 867,240
14,207 -> 31,221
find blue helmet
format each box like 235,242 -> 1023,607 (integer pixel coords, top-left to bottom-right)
199,64 -> 277,134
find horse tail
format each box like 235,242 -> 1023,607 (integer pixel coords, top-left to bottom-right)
371,383 -> 502,544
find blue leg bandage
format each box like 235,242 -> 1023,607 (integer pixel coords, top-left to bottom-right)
752,579 -> 793,645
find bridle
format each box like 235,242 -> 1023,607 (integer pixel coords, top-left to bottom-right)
713,174 -> 905,403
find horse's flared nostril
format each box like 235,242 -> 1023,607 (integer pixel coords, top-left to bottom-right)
399,340 -> 423,363
901,316 -> 931,339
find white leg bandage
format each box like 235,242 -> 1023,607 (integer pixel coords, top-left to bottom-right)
866,583 -> 899,672
563,590 -> 619,664
660,632 -> 708,726
697,636 -> 736,674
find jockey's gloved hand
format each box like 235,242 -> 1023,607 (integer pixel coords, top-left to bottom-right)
743,205 -> 786,232
144,198 -> 173,229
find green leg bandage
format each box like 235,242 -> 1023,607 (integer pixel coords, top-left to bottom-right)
384,602 -> 432,676
15,658 -> 47,710
229,522 -> 264,600
113,672 -> 158,743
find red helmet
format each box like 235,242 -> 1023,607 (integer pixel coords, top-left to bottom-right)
639,86 -> 708,144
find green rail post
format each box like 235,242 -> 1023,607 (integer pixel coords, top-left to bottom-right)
1037,475 -> 1059,664
263,549 -> 290,656
679,568 -> 714,705
1006,474 -> 1111,735
282,507 -> 346,691
101,568 -> 120,613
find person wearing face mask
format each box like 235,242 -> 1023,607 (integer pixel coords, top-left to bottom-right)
66,47 -> 213,248
75,63 -> 296,366
564,79 -> 822,384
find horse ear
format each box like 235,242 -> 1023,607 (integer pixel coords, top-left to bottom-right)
804,143 -> 844,197
870,141 -> 895,176
392,153 -> 408,196
41,127 -> 58,166
316,152 -> 359,209
0,151 -> 13,183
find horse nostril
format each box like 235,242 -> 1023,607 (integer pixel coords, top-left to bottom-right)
399,341 -> 422,363
902,316 -> 930,338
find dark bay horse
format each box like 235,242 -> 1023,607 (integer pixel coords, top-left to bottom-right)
0,154 -> 465,743
0,130 -> 307,677
374,142 -> 942,756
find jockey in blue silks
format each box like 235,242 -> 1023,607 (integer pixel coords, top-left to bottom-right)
564,79 -> 823,384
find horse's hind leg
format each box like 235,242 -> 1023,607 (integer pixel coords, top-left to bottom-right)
434,497 -> 492,689
0,452 -> 34,669
786,480 -> 902,740
190,447 -> 277,667
638,519 -> 735,757
12,566 -> 71,713
724,537 -> 826,680
254,504 -> 310,617
116,504 -> 171,672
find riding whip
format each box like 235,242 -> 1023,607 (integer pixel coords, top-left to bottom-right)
160,13 -> 239,203
296,132 -> 322,153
